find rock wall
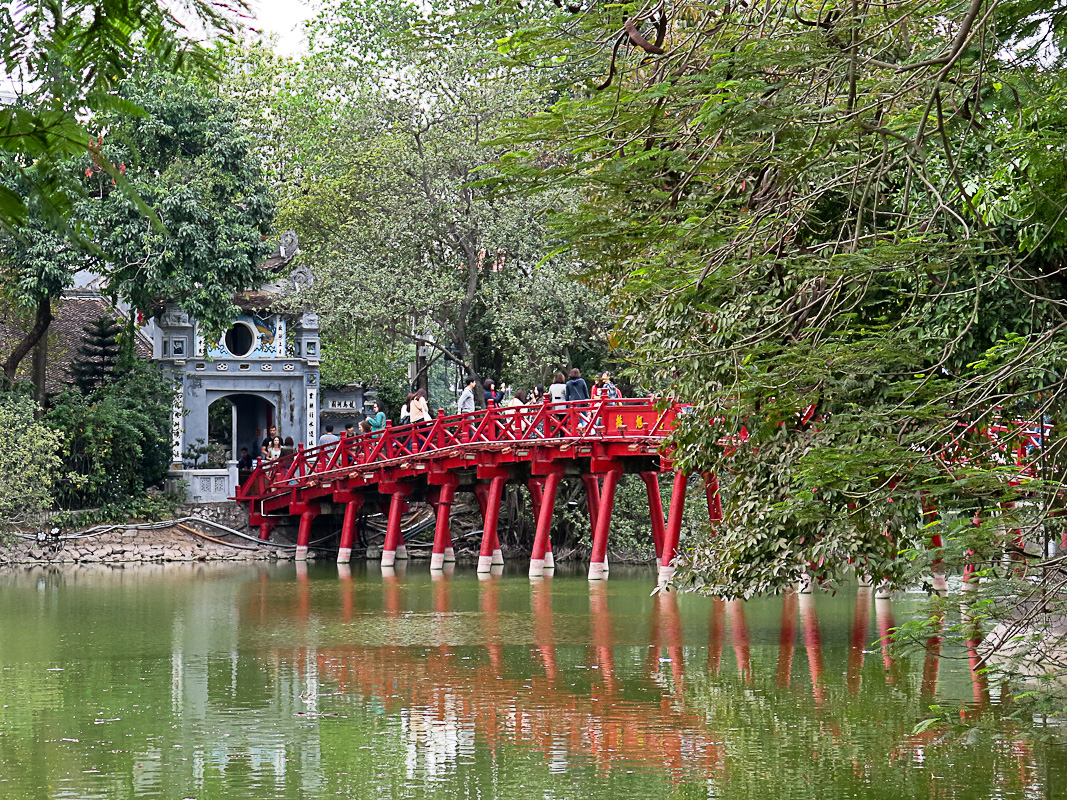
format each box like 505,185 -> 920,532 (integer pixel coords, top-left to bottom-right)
0,524 -> 293,566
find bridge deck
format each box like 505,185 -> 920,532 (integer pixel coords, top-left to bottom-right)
236,399 -> 710,582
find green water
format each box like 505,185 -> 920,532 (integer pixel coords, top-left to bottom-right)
0,561 -> 1064,799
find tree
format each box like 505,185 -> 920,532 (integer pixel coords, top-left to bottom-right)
67,315 -> 121,394
0,68 -> 275,386
219,8 -> 610,398
443,0 -> 1067,688
0,392 -> 62,537
0,0 -> 253,232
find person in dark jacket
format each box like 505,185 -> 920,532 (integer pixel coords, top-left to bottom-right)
483,378 -> 502,407
565,368 -> 590,401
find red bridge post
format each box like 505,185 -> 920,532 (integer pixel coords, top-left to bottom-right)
294,503 -> 321,562
703,472 -> 724,526
659,471 -> 689,585
529,470 -> 562,577
581,473 -> 601,541
640,471 -> 666,567
588,465 -> 622,581
429,475 -> 458,571
477,470 -> 509,573
380,481 -> 412,567
337,495 -> 364,564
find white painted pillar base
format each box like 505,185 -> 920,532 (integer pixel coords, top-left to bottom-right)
529,558 -> 545,578
477,554 -> 493,573
875,580 -> 893,599
856,573 -> 873,587
657,564 -> 676,585
544,551 -> 555,569
336,547 -> 352,564
296,545 -> 309,562
588,561 -> 608,581
797,573 -> 813,594
430,552 -> 446,570
491,548 -> 504,566
381,549 -> 396,568
396,545 -> 409,560
443,547 -> 455,562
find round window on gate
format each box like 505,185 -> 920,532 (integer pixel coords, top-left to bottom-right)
224,322 -> 256,357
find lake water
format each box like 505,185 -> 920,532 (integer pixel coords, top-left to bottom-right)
0,561 -> 1064,799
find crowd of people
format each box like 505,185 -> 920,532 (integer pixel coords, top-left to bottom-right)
248,368 -> 622,463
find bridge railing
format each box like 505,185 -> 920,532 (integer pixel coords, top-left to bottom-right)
236,398 -> 679,502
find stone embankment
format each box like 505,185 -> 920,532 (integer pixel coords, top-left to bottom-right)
1,519 -> 293,567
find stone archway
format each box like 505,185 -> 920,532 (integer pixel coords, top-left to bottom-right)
207,393 -> 277,461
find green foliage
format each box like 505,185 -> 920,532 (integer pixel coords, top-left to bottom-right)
0,392 -> 62,537
46,361 -> 174,509
0,0 -> 253,232
89,70 -> 275,337
434,0 -> 1067,601
219,9 -> 610,394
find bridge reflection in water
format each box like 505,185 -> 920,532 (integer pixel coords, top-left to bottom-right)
238,564 -> 1021,790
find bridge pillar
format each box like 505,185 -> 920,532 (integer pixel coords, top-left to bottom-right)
294,504 -> 321,562
478,474 -> 508,572
429,477 -> 458,571
702,471 -> 723,526
639,471 -> 666,567
580,474 -> 601,539
659,471 -> 689,585
381,482 -> 413,567
258,519 -> 276,542
530,470 -> 562,577
922,494 -> 948,593
337,495 -> 364,564
589,466 -> 622,580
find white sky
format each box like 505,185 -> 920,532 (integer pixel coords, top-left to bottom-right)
246,0 -> 317,55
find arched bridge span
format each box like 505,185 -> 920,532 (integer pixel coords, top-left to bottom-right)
236,399 -> 723,582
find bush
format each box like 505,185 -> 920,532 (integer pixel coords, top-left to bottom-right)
47,361 -> 174,509
0,393 -> 62,537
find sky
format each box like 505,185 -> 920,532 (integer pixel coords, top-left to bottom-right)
247,0 -> 317,54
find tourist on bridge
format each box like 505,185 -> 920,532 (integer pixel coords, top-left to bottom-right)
565,368 -> 590,401
594,372 -> 621,401
458,377 -> 477,414
549,372 -> 567,404
266,436 -> 283,460
483,378 -> 502,407
531,385 -> 545,404
409,388 -> 431,424
400,393 -> 412,425
367,401 -> 387,432
261,425 -> 279,459
282,436 -> 296,457
318,424 -> 340,446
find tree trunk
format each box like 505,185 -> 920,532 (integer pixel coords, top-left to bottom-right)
3,298 -> 53,387
32,330 -> 48,417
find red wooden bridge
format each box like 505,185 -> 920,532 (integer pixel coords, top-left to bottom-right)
236,398 -> 723,582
